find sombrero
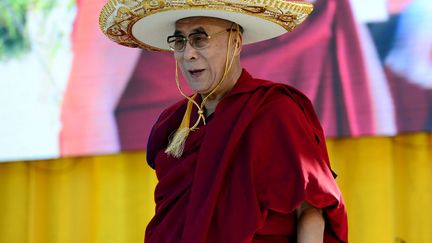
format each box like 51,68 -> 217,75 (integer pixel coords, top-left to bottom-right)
99,0 -> 314,51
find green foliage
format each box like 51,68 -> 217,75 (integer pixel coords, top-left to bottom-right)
0,0 -> 30,59
0,0 -> 63,60
32,0 -> 57,11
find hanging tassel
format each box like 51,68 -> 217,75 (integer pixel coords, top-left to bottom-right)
165,127 -> 190,158
165,96 -> 195,158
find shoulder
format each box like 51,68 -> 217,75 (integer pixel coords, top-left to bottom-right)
248,78 -> 333,169
250,78 -> 315,117
248,78 -> 325,145
232,74 -> 319,130
251,84 -> 313,131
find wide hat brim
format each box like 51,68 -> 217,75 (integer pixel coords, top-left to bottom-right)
100,0 -> 314,51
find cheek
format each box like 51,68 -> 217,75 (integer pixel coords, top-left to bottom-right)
206,46 -> 227,70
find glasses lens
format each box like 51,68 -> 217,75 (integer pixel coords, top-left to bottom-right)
168,36 -> 186,51
190,33 -> 209,49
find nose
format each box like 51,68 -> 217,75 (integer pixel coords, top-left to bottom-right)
183,40 -> 198,60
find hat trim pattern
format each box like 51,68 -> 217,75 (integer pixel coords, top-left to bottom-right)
99,0 -> 313,51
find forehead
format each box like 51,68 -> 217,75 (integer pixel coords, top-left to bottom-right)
174,17 -> 232,32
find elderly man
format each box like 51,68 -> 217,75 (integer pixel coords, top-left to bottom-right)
100,1 -> 347,242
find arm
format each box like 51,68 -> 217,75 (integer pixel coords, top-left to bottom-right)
297,202 -> 325,243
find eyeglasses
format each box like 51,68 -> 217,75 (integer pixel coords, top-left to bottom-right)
167,28 -> 236,52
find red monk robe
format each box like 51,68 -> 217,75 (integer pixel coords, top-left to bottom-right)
145,70 -> 348,243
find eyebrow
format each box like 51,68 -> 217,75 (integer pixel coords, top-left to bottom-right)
173,27 -> 207,36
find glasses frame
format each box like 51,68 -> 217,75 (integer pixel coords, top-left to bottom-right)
167,27 -> 237,52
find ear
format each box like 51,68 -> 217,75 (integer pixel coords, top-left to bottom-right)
233,32 -> 243,57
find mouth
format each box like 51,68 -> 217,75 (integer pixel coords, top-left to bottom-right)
188,69 -> 205,78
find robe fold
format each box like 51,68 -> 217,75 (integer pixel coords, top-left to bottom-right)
146,70 -> 348,243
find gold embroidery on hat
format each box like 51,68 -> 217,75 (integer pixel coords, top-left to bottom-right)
143,0 -> 166,10
107,24 -> 126,36
277,13 -> 296,23
241,6 -> 266,13
99,0 -> 314,51
187,0 -> 208,6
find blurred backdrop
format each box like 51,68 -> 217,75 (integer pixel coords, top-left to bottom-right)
0,0 -> 431,242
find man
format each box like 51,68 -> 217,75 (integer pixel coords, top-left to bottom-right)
100,0 -> 347,242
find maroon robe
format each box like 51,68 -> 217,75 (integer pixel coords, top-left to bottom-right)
146,70 -> 348,243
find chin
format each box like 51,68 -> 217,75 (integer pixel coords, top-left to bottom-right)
188,83 -> 210,94
194,88 -> 209,95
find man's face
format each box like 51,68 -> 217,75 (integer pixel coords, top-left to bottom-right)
173,17 -> 236,95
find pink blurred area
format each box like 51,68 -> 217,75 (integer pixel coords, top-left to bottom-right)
60,0 -> 140,156
388,0 -> 414,14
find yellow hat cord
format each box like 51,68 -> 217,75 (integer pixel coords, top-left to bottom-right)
165,25 -> 240,158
